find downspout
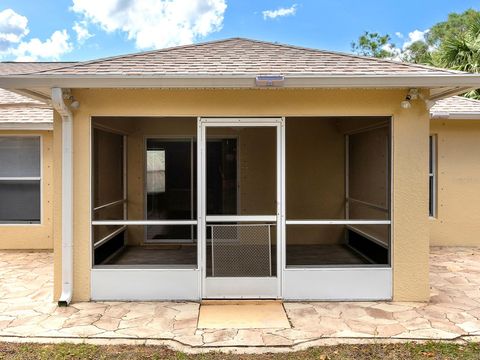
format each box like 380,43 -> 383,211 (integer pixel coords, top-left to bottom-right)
51,87 -> 73,306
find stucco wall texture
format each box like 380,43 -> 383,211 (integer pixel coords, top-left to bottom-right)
0,130 -> 53,250
52,88 -> 430,302
430,119 -> 480,247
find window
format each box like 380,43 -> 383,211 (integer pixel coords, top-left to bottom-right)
0,136 -> 41,224
429,135 -> 437,217
147,149 -> 166,193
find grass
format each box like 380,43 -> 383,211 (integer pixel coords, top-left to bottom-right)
0,341 -> 479,360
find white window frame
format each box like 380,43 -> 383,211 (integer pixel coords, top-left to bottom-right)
429,134 -> 437,217
0,134 -> 42,225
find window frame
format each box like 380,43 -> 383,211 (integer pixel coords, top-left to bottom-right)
0,134 -> 42,225
429,134 -> 437,218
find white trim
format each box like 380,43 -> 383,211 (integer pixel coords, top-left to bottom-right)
431,112 -> 480,120
203,277 -> 278,299
2,74 -> 480,92
200,117 -> 282,299
91,268 -> 200,300
93,199 -> 126,212
93,225 -> 127,249
92,220 -> 197,225
0,123 -> 53,130
283,267 -> 392,300
206,215 -> 277,222
285,220 -> 391,225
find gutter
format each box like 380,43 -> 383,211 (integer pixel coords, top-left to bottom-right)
430,111 -> 480,120
1,73 -> 480,90
51,87 -> 73,306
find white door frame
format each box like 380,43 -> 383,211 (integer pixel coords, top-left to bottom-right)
198,117 -> 284,299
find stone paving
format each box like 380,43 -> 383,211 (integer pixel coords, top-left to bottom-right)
1,248 -> 480,351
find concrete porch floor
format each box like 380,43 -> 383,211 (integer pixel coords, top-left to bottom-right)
0,247 -> 480,352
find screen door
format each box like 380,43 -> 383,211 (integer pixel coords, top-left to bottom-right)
199,118 -> 282,298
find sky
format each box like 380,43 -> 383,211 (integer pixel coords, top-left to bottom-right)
0,0 -> 478,62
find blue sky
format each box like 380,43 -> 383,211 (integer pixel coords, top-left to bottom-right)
0,0 -> 478,62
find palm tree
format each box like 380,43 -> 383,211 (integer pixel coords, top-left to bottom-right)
434,21 -> 480,98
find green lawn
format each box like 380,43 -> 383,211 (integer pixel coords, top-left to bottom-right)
1,341 -> 479,360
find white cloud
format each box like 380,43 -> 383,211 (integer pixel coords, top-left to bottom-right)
402,29 -> 429,50
394,31 -> 403,39
262,4 -> 297,20
71,0 -> 227,49
10,30 -> 74,61
73,20 -> 93,43
0,8 -> 73,61
0,9 -> 29,50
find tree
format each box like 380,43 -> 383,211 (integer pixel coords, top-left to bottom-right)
351,9 -> 480,99
434,21 -> 480,98
402,40 -> 432,64
350,32 -> 396,58
427,9 -> 480,47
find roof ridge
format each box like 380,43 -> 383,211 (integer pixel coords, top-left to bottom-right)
30,38 -> 242,74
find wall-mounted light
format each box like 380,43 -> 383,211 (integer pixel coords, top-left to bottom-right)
400,88 -> 419,109
255,75 -> 285,87
70,100 -> 80,110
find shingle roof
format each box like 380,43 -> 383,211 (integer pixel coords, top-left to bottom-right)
0,88 -> 52,128
0,61 -> 76,75
0,88 -> 42,104
431,96 -> 480,113
431,96 -> 480,119
34,38 -> 458,76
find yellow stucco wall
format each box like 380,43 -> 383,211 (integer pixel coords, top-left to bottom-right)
0,130 -> 53,250
430,119 -> 480,246
52,88 -> 430,302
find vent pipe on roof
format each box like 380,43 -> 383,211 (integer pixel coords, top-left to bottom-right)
52,87 -> 73,307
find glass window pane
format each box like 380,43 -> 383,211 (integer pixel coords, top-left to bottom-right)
0,137 -> 40,177
0,180 -> 40,223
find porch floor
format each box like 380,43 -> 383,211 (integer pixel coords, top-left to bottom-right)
0,247 -> 480,352
103,244 -> 368,266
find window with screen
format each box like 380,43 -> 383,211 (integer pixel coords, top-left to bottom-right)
429,135 -> 436,217
0,136 -> 41,224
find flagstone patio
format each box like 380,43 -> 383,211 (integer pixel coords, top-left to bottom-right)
0,247 -> 480,352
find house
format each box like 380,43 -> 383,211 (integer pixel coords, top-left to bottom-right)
430,96 -> 480,247
1,38 -> 479,305
0,63 -> 73,250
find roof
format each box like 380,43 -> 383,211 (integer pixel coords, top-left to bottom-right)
0,61 -> 77,75
35,38 -> 458,76
431,96 -> 480,119
0,88 -> 52,130
0,38 -> 478,98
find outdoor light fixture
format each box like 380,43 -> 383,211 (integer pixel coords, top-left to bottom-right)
70,99 -> 80,110
255,75 -> 285,87
61,89 -> 80,110
400,88 -> 419,109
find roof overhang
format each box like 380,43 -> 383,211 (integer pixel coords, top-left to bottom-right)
1,73 -> 480,101
430,111 -> 480,120
0,122 -> 53,130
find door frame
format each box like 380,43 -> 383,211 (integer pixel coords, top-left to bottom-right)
198,117 -> 285,299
